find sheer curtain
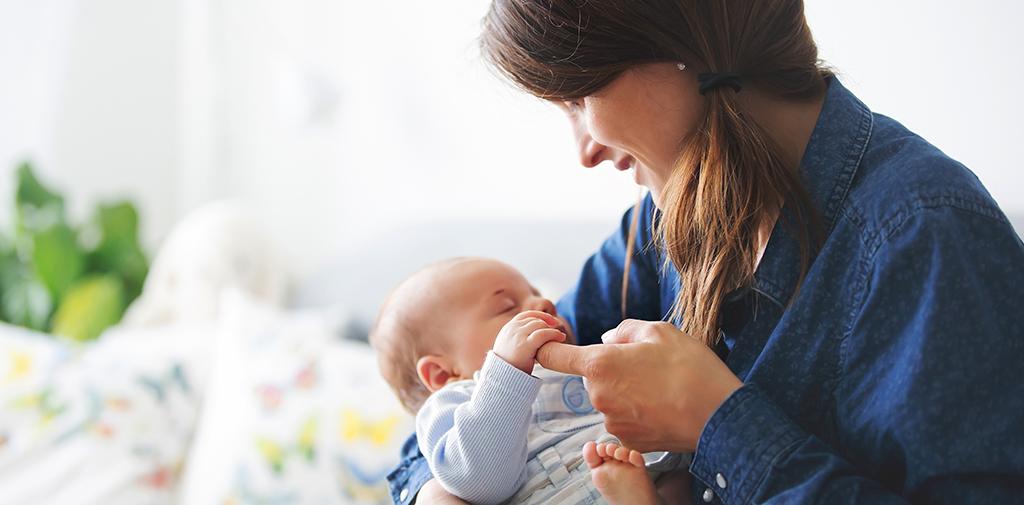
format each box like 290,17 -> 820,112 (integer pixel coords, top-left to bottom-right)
0,0 -> 180,249
0,0 -> 79,228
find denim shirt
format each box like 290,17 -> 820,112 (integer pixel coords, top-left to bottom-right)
386,78 -> 1024,504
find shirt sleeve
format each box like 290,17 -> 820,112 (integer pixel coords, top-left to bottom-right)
414,352 -> 542,505
386,431 -> 432,505
556,193 -> 667,345
689,206 -> 1024,503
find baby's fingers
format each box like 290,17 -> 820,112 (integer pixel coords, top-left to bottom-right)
514,318 -> 560,339
527,328 -> 567,347
514,310 -> 561,327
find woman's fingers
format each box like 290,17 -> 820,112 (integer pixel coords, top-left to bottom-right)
536,341 -> 594,376
543,319 -> 745,453
601,319 -> 651,344
540,320 -> 652,376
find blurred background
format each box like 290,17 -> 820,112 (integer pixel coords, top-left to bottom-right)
0,2 -> 1022,504
2,0 -> 1023,317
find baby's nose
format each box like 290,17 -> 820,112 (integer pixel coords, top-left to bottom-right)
526,297 -> 557,317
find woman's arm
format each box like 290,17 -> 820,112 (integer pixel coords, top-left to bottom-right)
540,207 -> 1024,502
654,470 -> 693,505
418,479 -> 470,505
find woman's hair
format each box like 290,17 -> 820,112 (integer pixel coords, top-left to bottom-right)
481,0 -> 828,347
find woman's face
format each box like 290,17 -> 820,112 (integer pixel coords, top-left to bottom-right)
556,63 -> 703,208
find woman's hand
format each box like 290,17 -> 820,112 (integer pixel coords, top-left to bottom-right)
536,319 -> 742,453
417,479 -> 469,504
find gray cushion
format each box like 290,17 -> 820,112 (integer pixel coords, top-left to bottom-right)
290,219 -> 617,339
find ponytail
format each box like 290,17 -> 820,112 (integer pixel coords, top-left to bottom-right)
655,86 -> 821,346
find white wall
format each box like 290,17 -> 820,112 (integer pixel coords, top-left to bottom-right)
191,0 -> 637,281
0,1 -> 77,226
0,0 -> 179,248
1,0 -> 1021,282
200,0 -> 1024,281
805,0 -> 1024,215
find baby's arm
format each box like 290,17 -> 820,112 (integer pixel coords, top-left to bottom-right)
416,352 -> 539,504
416,311 -> 566,505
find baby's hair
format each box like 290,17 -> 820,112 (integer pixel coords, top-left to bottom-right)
369,257 -> 474,413
370,300 -> 430,413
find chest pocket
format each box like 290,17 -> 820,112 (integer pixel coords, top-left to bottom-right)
533,374 -> 602,434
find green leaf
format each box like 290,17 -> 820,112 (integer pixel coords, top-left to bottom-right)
32,223 -> 86,302
51,275 -> 126,342
85,202 -> 148,301
16,161 -> 64,211
15,162 -> 66,238
0,250 -> 53,331
99,202 -> 139,241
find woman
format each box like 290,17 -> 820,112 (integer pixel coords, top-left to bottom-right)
389,0 -> 1024,503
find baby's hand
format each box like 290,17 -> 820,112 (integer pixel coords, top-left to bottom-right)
493,311 -> 567,373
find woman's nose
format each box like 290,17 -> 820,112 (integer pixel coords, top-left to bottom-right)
574,124 -> 608,169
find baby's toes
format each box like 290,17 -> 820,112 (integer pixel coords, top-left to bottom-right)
613,445 -> 631,463
583,441 -> 603,468
597,442 -> 618,459
627,449 -> 645,468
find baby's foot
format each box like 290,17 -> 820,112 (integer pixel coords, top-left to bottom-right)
583,441 -> 661,505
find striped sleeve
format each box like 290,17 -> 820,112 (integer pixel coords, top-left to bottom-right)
415,351 -> 541,505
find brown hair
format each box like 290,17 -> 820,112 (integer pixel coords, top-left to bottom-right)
481,0 -> 827,346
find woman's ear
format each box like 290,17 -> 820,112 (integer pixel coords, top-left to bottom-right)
416,355 -> 456,393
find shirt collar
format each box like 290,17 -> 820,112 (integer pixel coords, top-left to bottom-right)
751,77 -> 875,307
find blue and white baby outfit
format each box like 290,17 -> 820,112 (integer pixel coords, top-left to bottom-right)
416,351 -> 688,505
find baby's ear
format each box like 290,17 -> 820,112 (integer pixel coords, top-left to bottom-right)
416,355 -> 456,393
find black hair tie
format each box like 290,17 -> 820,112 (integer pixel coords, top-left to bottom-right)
698,73 -> 743,95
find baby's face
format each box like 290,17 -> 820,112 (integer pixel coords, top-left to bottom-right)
426,259 -> 571,380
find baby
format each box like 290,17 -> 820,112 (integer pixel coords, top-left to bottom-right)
370,257 -> 690,505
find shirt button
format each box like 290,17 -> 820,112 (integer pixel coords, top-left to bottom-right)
702,488 -> 715,502
716,472 -> 728,489
399,488 -> 409,502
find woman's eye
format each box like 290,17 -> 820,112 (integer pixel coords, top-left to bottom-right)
565,100 -> 582,112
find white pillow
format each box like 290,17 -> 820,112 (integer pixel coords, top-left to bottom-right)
0,321 -> 212,505
179,292 -> 413,505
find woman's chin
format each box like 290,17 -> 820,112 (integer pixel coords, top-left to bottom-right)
644,186 -> 662,210
632,171 -> 661,208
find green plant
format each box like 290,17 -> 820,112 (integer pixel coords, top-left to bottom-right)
0,161 -> 149,341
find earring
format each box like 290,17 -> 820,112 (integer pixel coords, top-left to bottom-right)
676,63 -> 687,71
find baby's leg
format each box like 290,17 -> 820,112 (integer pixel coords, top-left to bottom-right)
583,441 -> 663,505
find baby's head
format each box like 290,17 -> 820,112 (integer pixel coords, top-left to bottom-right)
370,257 -> 571,413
